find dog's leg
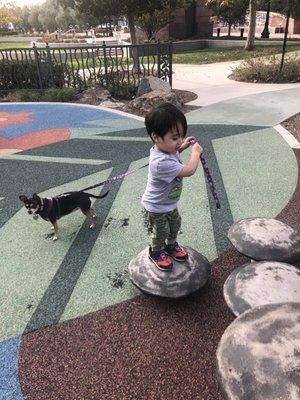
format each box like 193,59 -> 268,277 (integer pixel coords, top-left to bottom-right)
85,209 -> 96,229
51,221 -> 59,241
90,207 -> 97,219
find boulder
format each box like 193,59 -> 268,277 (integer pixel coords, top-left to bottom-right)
100,99 -> 125,109
137,76 -> 171,97
128,89 -> 183,114
78,86 -> 112,105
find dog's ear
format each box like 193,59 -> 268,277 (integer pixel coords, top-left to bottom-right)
33,193 -> 40,201
19,195 -> 28,203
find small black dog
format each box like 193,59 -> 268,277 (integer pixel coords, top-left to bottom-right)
19,191 -> 109,241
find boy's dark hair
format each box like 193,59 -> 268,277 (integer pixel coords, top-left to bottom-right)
145,103 -> 187,141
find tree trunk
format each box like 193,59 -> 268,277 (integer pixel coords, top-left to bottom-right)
228,23 -> 231,36
245,0 -> 257,51
127,12 -> 137,45
126,12 -> 139,73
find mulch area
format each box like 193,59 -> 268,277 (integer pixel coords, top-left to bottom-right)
281,113 -> 300,142
276,148 -> 300,230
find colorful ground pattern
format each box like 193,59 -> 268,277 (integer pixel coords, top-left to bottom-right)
0,93 -> 299,399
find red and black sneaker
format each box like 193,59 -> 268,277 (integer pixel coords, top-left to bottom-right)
164,242 -> 188,262
149,247 -> 173,271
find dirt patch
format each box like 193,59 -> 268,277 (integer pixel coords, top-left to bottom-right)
113,88 -> 200,117
281,113 -> 300,142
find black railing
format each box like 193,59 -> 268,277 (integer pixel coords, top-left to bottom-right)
0,42 -> 173,93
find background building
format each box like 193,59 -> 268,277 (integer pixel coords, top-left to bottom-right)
169,0 -> 213,39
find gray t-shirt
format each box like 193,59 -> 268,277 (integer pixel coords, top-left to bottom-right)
141,147 -> 184,213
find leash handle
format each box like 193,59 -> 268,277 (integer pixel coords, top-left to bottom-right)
190,139 -> 221,209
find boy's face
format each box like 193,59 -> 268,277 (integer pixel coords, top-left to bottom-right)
153,125 -> 184,154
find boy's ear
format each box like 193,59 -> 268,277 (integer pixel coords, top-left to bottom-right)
19,195 -> 28,203
151,132 -> 158,142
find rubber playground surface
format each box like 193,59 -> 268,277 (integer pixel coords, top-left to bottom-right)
0,90 -> 299,399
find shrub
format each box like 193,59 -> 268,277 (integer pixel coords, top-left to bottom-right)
41,87 -> 78,102
0,30 -> 18,36
5,87 -> 78,102
37,36 -> 61,43
108,81 -> 137,99
104,72 -> 138,99
5,90 -> 42,102
0,59 -> 69,91
231,54 -> 300,83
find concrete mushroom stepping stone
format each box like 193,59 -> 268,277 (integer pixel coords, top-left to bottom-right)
224,261 -> 300,316
128,246 -> 210,298
228,218 -> 300,263
217,302 -> 300,400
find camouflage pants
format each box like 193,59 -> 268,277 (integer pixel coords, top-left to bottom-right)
144,208 -> 182,251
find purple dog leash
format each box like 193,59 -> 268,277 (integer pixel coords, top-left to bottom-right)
190,139 -> 221,209
80,141 -> 220,209
80,163 -> 149,192
200,154 -> 221,209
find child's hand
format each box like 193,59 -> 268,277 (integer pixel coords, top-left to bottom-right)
179,136 -> 197,151
192,142 -> 203,155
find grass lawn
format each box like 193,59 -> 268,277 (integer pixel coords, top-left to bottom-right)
0,41 -> 31,49
1,42 -> 299,69
210,35 -> 300,41
173,45 -> 300,64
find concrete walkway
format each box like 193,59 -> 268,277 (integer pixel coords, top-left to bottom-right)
172,61 -> 300,106
186,87 -> 300,127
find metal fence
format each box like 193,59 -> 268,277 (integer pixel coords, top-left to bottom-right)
0,42 -> 173,93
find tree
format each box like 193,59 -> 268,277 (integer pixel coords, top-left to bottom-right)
206,0 -> 248,36
259,0 -> 299,67
16,0 -> 87,33
137,9 -> 173,41
27,5 -> 44,32
259,0 -> 299,39
206,0 -> 257,51
0,1 -> 21,30
245,0 -> 257,50
61,0 -> 194,44
244,0 -> 299,50
267,0 -> 300,17
17,5 -> 32,33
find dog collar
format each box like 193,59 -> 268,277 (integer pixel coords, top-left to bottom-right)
39,197 -> 60,220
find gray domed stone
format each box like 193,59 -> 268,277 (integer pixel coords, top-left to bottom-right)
228,218 -> 300,263
224,261 -> 300,316
217,302 -> 300,400
128,246 -> 210,298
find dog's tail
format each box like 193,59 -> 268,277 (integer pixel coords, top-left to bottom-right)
84,191 -> 109,199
